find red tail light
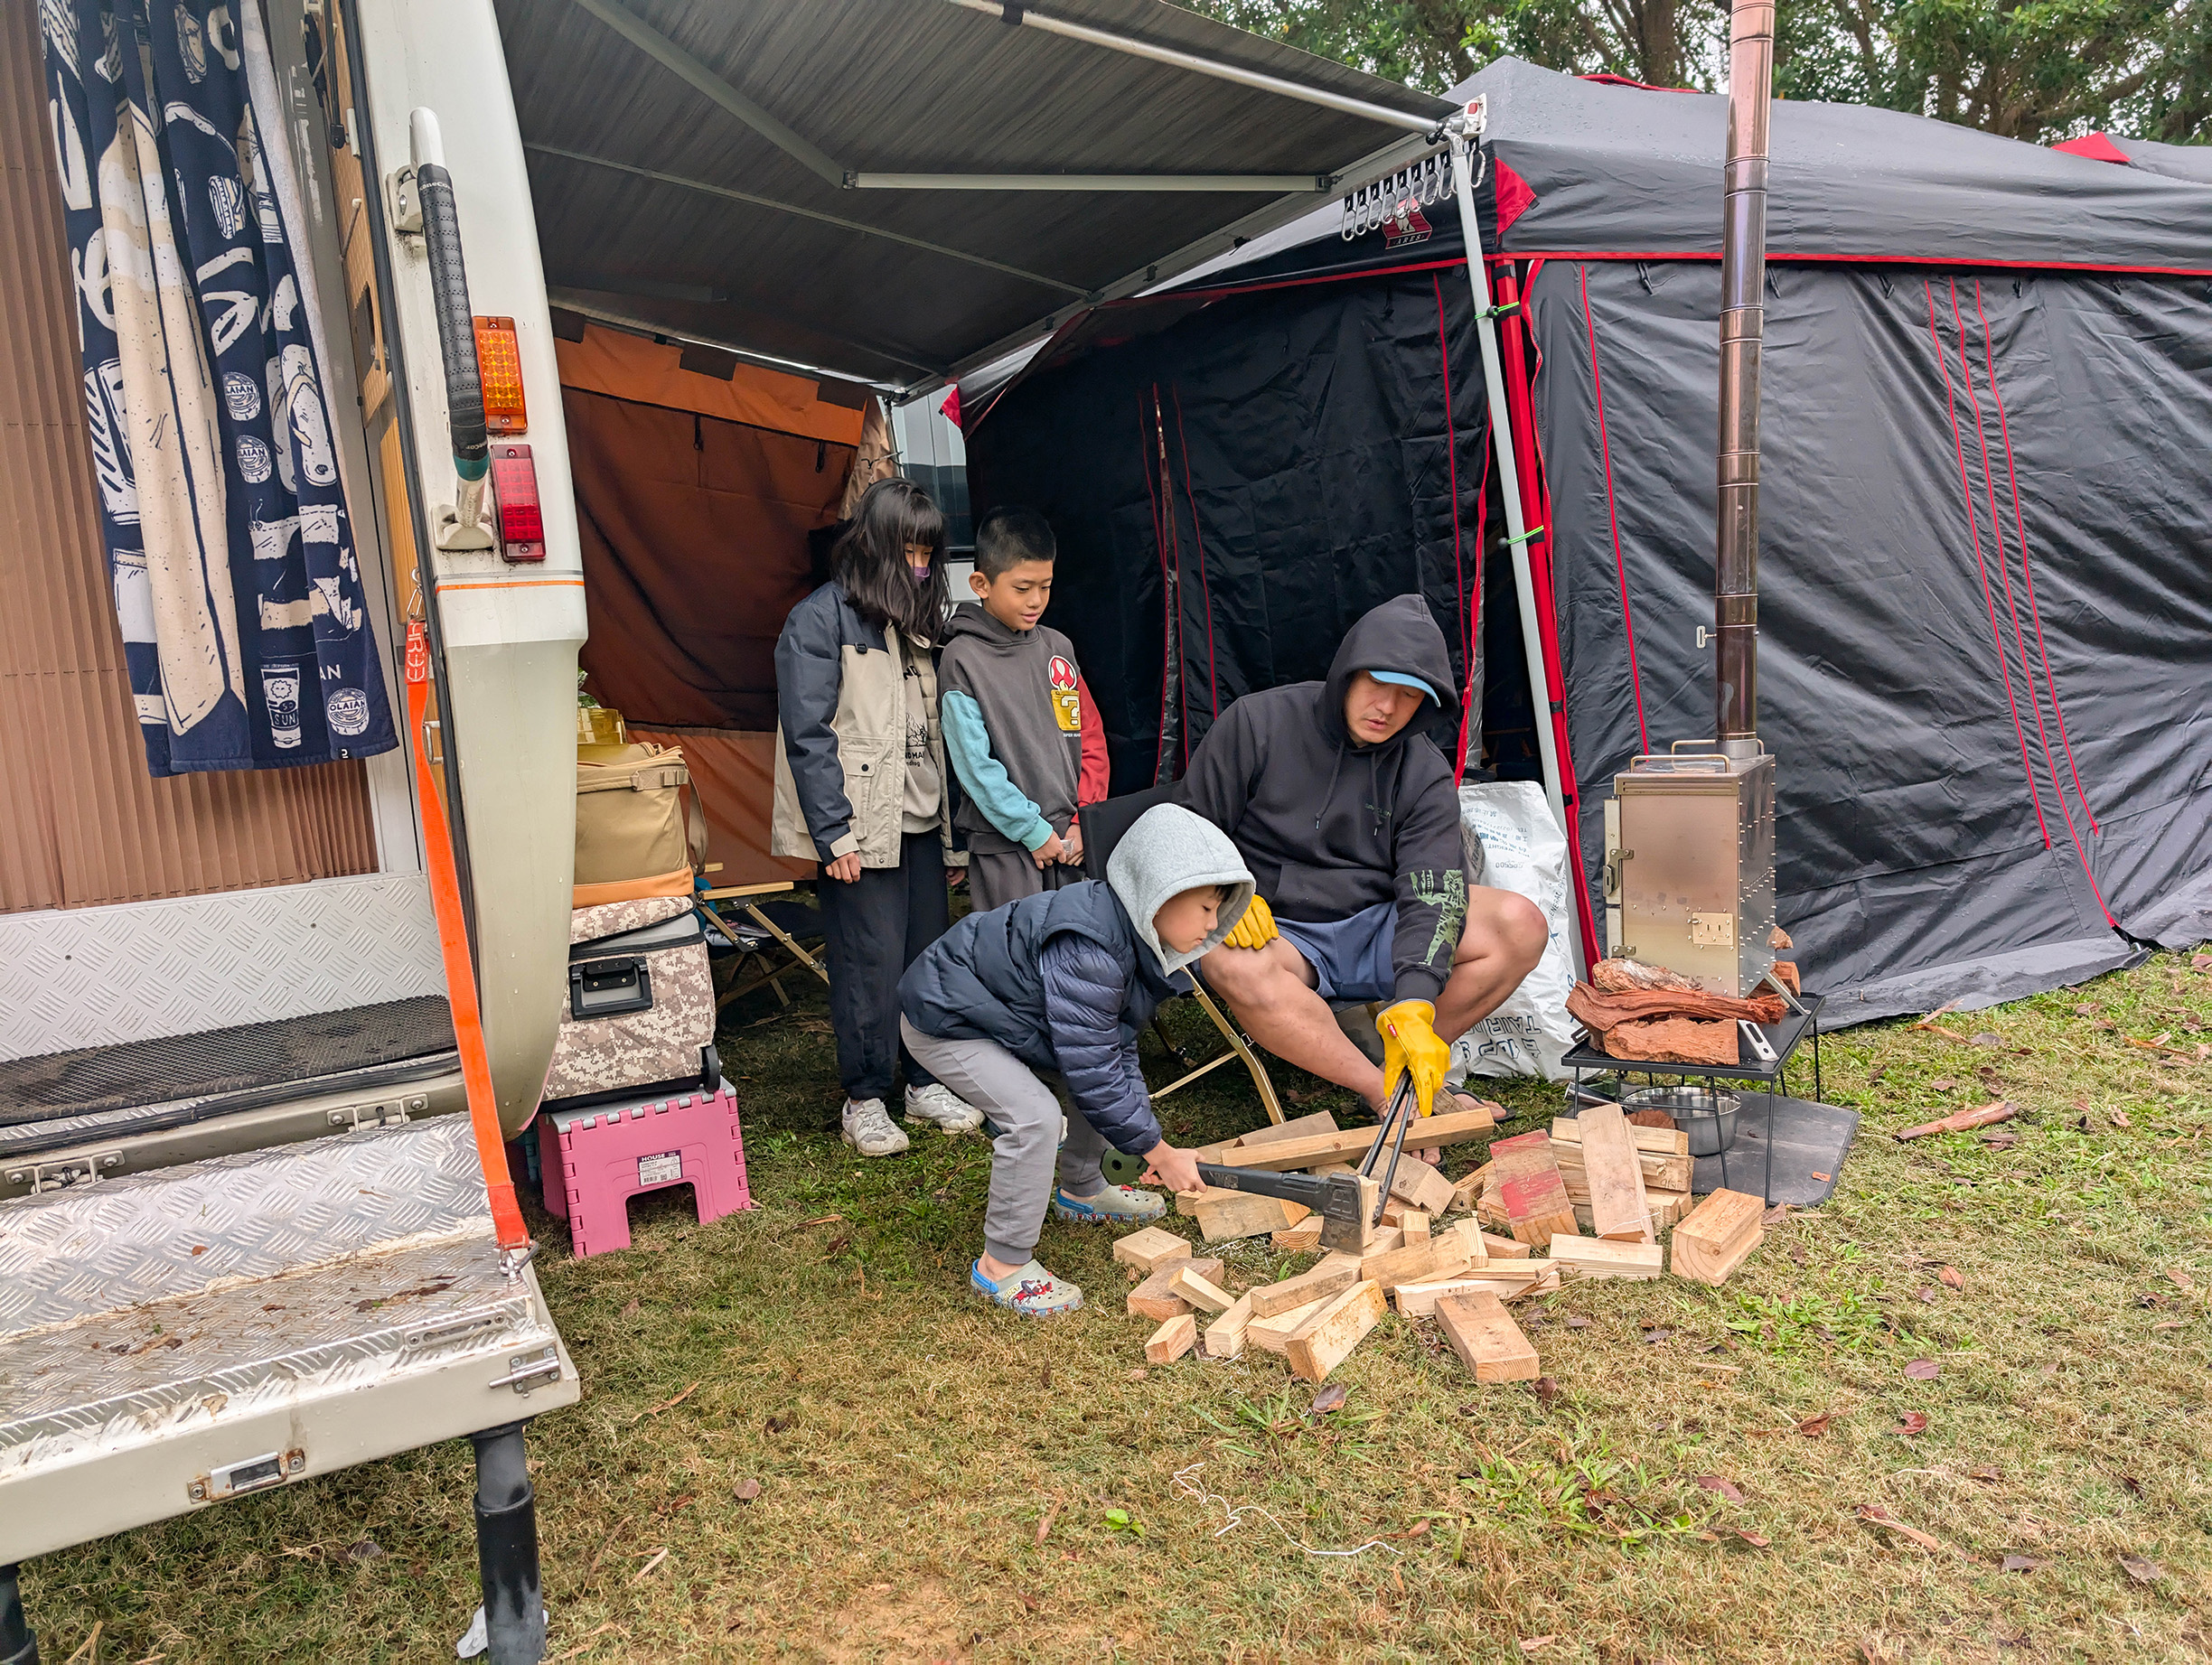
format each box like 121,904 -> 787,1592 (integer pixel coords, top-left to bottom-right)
489,443 -> 545,562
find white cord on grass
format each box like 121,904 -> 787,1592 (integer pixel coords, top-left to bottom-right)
1170,1463 -> 1399,1559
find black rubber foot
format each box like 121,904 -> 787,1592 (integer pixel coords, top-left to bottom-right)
470,1424 -> 545,1665
0,1563 -> 38,1665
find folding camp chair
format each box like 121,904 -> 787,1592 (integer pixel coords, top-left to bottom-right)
699,883 -> 830,1010
1080,785 -> 1285,1128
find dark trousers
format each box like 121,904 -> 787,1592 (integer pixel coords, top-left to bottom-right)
817,832 -> 950,1103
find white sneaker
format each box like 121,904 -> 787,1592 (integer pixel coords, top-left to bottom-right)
841,1098 -> 909,1157
904,1082 -> 984,1132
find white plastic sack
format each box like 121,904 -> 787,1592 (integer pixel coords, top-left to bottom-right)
1448,781 -> 1579,1082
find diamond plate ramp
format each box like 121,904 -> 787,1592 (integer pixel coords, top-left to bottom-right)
0,997 -> 455,1127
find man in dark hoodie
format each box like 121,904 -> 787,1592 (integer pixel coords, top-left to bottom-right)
1188,595 -> 1548,1124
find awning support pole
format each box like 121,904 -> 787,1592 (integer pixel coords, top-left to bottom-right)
1443,109 -> 1569,838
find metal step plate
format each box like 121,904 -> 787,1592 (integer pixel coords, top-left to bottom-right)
0,1116 -> 576,1562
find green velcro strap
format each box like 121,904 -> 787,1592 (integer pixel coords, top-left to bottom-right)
1504,525 -> 1547,545
1478,302 -> 1521,319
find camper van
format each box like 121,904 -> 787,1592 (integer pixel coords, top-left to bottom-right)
0,3 -> 1457,1658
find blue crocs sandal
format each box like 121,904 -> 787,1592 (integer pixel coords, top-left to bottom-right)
1051,1183 -> 1168,1226
971,1258 -> 1084,1317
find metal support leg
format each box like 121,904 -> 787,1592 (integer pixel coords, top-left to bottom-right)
470,1421 -> 545,1665
0,1563 -> 36,1665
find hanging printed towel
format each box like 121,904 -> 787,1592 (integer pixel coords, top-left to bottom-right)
40,0 -> 396,775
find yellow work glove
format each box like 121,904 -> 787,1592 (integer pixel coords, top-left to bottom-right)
1221,893 -> 1278,952
1376,999 -> 1452,1118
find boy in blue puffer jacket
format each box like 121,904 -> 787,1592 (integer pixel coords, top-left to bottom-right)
898,804 -> 1253,1315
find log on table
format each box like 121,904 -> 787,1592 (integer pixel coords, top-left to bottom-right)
1590,957 -> 1698,994
1600,1016 -> 1739,1067
1568,982 -> 1785,1032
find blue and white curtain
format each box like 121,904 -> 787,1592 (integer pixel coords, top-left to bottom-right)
41,0 -> 396,775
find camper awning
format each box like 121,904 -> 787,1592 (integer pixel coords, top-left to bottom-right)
495,0 -> 1453,390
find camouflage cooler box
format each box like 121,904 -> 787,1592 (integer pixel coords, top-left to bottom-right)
542,895 -> 717,1107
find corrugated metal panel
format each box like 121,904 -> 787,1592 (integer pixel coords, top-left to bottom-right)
0,0 -> 379,913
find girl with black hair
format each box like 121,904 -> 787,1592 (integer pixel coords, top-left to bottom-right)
771,479 -> 983,1154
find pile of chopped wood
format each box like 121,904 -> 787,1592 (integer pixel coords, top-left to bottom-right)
1120,1100 -> 1769,1385
1564,950 -> 1797,1065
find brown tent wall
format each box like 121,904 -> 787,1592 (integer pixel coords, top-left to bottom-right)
0,0 -> 377,914
559,323 -> 860,882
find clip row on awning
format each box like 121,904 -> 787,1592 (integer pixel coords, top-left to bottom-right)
500,0 -> 1456,391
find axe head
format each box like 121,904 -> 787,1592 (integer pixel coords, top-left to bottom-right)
1315,1172 -> 1378,1253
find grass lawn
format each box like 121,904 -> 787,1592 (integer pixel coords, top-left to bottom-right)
21,949 -> 2212,1663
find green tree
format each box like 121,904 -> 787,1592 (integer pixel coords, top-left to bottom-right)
1185,0 -> 2212,143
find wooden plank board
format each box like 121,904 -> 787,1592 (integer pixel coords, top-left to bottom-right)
1233,1108 -> 1341,1146
1145,1313 -> 1197,1363
1386,1156 -> 1456,1215
1395,1263 -> 1556,1316
1249,1259 -> 1358,1318
1672,1188 -> 1766,1286
1436,1291 -> 1540,1382
1202,1293 -> 1252,1360
1490,1129 -> 1580,1246
1555,1146 -> 1694,1195
1573,1104 -> 1653,1243
1212,1107 -> 1497,1172
1111,1227 -> 1196,1274
1356,1236 -> 1471,1293
1549,1234 -> 1664,1279
1286,1280 -> 1388,1383
1551,1117 -> 1691,1157
1479,1230 -> 1532,1260
1246,1294 -> 1333,1353
1168,1266 -> 1235,1314
1127,1255 -> 1224,1321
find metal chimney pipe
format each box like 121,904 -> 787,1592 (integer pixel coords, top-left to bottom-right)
1715,0 -> 1775,762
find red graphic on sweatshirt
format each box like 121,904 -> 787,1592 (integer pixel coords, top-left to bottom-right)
1048,655 -> 1082,733
1048,655 -> 1077,690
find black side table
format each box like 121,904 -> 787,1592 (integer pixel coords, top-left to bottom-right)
1559,993 -> 1823,1206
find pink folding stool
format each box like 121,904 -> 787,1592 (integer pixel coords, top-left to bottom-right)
537,1084 -> 751,1258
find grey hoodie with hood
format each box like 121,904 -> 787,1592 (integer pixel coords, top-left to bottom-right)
899,805 -> 1251,1154
1182,594 -> 1471,1004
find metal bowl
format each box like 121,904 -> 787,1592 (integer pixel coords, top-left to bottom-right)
1623,1086 -> 1739,1155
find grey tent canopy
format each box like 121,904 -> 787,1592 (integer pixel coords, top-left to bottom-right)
496,0 -> 1456,389
957,59 -> 2212,1021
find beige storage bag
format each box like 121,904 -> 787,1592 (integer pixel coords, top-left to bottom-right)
574,743 -> 708,907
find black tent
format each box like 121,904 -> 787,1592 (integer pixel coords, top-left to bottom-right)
961,59 -> 2212,1022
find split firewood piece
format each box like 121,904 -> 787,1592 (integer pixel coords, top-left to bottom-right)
1448,1161 -> 1494,1213
1249,1258 -> 1359,1318
1286,1280 -> 1388,1383
1894,1100 -> 2015,1141
1478,1230 -> 1532,1260
1246,1293 -> 1334,1354
1202,1293 -> 1252,1360
1549,1235 -> 1664,1280
1355,1231 -> 1474,1293
1551,1116 -> 1692,1158
1167,1265 -> 1235,1315
1178,1186 -> 1310,1243
1111,1226 -> 1197,1274
1212,1107 -> 1495,1173
1385,1155 -> 1456,1215
1127,1255 -> 1225,1321
1600,1015 -> 1739,1068
1436,1290 -> 1540,1382
1570,1103 -> 1651,1242
1670,1189 -> 1765,1286
1770,960 -> 1799,994
1489,1130 -> 1580,1247
1640,1189 -> 1689,1232
1768,925 -> 1793,950
1270,1219 -> 1325,1254
1394,1262 -> 1556,1316
1400,1211 -> 1430,1243
1145,1313 -> 1197,1363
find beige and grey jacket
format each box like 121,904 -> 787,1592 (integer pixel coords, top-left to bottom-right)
772,580 -> 961,868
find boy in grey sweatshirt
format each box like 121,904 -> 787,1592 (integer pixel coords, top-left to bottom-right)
940,508 -> 1102,913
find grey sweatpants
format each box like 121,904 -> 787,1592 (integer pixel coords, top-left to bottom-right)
965,847 -> 1077,916
899,1016 -> 1110,1266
